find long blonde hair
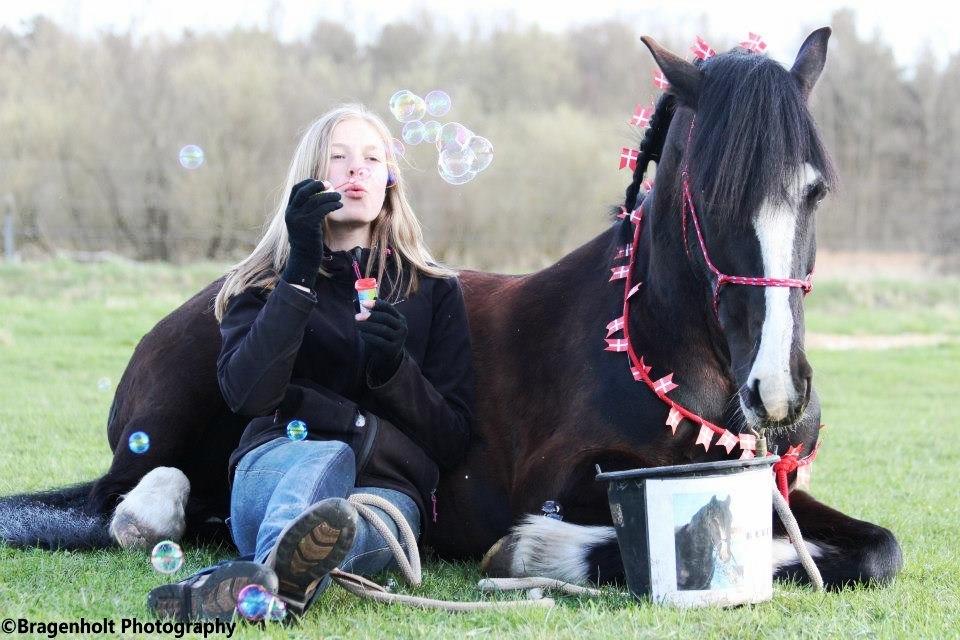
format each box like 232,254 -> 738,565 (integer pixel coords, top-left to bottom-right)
214,104 -> 458,322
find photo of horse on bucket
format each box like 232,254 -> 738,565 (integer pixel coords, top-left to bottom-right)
1,24 -> 906,613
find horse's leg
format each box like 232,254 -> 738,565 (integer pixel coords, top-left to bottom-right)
772,489 -> 902,588
90,413 -> 193,549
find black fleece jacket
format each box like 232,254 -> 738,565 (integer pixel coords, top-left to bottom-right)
218,244 -> 475,528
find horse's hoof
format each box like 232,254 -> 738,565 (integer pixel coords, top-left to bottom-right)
480,533 -> 521,578
110,467 -> 190,549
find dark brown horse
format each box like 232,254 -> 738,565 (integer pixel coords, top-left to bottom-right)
1,29 -> 901,589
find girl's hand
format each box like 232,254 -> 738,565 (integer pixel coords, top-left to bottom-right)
356,299 -> 408,384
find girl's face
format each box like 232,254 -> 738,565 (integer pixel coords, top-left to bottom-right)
323,118 -> 390,228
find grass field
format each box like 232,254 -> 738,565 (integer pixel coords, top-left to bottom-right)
1,259 -> 958,639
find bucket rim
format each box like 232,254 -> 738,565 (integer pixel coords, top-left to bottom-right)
595,455 -> 781,482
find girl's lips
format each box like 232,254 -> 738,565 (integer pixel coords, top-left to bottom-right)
344,187 -> 366,198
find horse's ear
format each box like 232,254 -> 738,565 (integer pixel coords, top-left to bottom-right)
640,36 -> 703,108
790,27 -> 832,100
723,495 -> 731,505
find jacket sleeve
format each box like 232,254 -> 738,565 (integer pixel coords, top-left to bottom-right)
217,279 -> 319,416
364,277 -> 476,471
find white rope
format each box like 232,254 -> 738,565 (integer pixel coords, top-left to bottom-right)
327,493 -> 597,611
771,486 -> 825,591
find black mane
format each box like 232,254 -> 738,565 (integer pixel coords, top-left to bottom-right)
688,49 -> 837,224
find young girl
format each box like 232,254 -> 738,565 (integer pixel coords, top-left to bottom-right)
148,104 -> 475,620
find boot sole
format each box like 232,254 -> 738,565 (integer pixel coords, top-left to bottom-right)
147,561 -> 278,621
270,498 -> 358,613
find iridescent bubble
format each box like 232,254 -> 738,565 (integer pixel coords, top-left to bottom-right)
128,431 -> 150,454
401,120 -> 426,146
439,146 -> 476,178
422,121 -> 442,144
356,167 -> 371,179
391,138 -> 405,158
467,136 -> 494,172
150,540 -> 184,574
439,169 -> 477,185
424,90 -> 452,117
437,123 -> 472,153
388,90 -> 426,123
178,145 -> 205,170
97,377 -> 111,392
286,420 -> 307,441
266,597 -> 287,622
236,584 -> 271,622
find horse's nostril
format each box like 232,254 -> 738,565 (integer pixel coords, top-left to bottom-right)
746,379 -> 767,419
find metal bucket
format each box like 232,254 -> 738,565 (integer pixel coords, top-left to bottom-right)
596,456 -> 779,607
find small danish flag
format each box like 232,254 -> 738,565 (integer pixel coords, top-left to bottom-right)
716,430 -> 739,454
666,407 -> 683,435
740,32 -> 768,54
629,103 -> 654,128
695,423 -> 714,451
606,316 -> 625,337
690,36 -> 716,61
614,245 -> 633,260
739,433 -> 757,451
609,266 -> 630,281
783,443 -> 804,458
641,179 -> 654,193
652,373 -> 678,396
739,448 -> 756,460
605,338 -> 629,352
653,69 -> 670,90
619,147 -> 639,171
626,283 -> 642,299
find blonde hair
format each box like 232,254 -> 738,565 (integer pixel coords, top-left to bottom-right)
214,104 -> 458,322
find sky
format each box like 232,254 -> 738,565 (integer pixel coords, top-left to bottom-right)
1,0 -> 955,71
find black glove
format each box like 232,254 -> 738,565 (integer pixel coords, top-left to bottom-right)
358,299 -> 408,385
281,179 -> 343,289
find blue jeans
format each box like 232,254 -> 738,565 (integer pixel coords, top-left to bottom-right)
228,437 -> 420,600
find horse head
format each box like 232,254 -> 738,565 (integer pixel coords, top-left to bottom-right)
639,29 -> 836,429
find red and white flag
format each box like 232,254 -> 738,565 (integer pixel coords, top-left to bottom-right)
740,32 -> 768,54
666,407 -> 683,435
619,147 -> 639,171
610,266 -> 630,281
641,179 -> 654,193
696,423 -> 714,451
652,373 -> 678,396
690,35 -> 716,61
739,448 -> 756,460
604,338 -> 629,352
627,283 -> 642,299
717,430 -> 739,454
783,443 -> 804,458
630,103 -> 653,128
614,245 -> 633,260
739,433 -> 757,451
653,69 -> 670,90
606,316 -> 625,337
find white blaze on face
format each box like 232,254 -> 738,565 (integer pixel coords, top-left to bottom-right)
745,164 -> 818,422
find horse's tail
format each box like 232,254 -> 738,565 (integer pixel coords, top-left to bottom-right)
481,515 -> 624,586
0,480 -> 114,550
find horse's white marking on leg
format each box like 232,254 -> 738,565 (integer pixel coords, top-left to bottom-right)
746,164 -> 820,422
110,467 -> 190,549
508,515 -> 617,584
772,535 -> 828,570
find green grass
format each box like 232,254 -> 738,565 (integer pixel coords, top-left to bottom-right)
1,261 -> 959,639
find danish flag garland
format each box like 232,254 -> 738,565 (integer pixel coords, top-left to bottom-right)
613,32 -> 819,500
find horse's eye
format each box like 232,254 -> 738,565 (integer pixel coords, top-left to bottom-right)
805,183 -> 827,207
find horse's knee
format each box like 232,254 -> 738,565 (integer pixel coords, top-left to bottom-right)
857,525 -> 903,585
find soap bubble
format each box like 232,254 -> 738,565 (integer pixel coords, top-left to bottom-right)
422,121 -> 442,144
178,145 -> 205,170
467,136 -> 494,172
438,163 -> 477,185
424,90 -> 451,117
437,123 -> 472,153
128,431 -> 150,454
439,146 -> 476,178
401,120 -> 426,146
286,420 -> 307,441
388,90 -> 426,123
236,584 -> 271,622
97,377 -> 111,392
391,138 -> 405,158
150,540 -> 184,574
266,597 -> 287,622
356,167 -> 371,179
